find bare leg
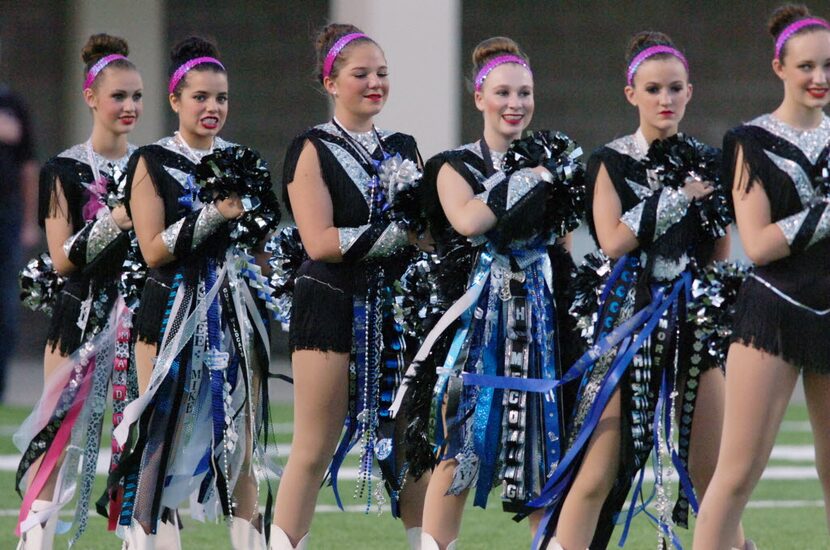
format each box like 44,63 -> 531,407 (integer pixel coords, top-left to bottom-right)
554,387 -> 622,549
135,340 -> 157,395
272,350 -> 350,546
693,344 -> 798,550
528,508 -> 544,538
421,459 -> 469,549
802,371 -> 830,532
399,471 -> 430,530
233,360 -> 264,526
687,368 -> 744,547
29,346 -> 71,501
394,406 -> 430,531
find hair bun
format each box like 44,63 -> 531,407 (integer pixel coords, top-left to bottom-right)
170,36 -> 221,67
469,36 -> 528,88
471,36 -> 523,68
81,33 -> 129,67
314,23 -> 376,82
768,4 -> 812,38
625,31 -> 675,65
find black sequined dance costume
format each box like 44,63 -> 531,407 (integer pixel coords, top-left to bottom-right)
397,138 -> 582,515
725,114 -> 830,372
281,121 -> 425,514
108,135 -> 274,536
15,142 -> 136,545
535,131 -> 728,548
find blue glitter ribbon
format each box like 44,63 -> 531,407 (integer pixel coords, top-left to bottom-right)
177,174 -> 200,210
530,269 -> 690,550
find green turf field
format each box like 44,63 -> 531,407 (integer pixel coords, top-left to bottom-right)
0,402 -> 825,549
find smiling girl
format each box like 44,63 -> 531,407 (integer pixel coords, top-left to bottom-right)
15,33 -> 142,549
269,23 -> 431,550
694,5 -> 830,548
404,36 -> 584,549
110,36 -> 276,549
532,31 -> 740,549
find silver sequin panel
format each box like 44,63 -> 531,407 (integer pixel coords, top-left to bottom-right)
654,187 -> 691,239
625,178 -> 655,200
322,140 -> 374,208
620,201 -> 646,236
748,113 -> 830,164
506,168 -> 542,209
155,135 -> 235,162
86,214 -> 122,262
606,134 -> 648,162
58,142 -> 136,184
163,166 -> 194,190
763,150 -> 816,207
338,224 -> 369,256
473,172 -> 506,204
365,222 -> 408,258
191,202 -> 226,250
161,218 -> 185,254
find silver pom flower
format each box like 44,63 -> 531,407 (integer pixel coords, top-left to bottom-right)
377,153 -> 421,206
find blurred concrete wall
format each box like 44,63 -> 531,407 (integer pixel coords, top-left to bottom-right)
1,0 -> 806,359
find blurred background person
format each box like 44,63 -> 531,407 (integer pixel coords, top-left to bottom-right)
0,84 -> 38,403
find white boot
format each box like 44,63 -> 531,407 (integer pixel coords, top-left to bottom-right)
420,531 -> 457,550
269,525 -> 309,550
544,537 -> 564,550
122,522 -> 156,550
230,517 -> 266,550
155,515 -> 181,550
16,499 -> 58,550
406,527 -> 422,550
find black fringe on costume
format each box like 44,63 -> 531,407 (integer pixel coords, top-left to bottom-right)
45,286 -> 85,356
731,276 -> 830,373
132,276 -> 173,345
38,159 -> 88,230
287,263 -> 354,354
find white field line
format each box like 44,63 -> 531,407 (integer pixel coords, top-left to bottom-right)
0,499 -> 824,518
0,445 -> 819,481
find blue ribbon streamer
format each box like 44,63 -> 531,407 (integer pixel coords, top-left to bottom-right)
529,270 -> 690,549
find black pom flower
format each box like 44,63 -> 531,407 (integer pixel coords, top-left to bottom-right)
265,226 -> 308,327
568,250 -> 612,343
20,253 -> 65,314
645,134 -> 732,240
688,261 -> 751,366
392,252 -> 443,339
195,146 -> 281,248
503,130 -> 586,236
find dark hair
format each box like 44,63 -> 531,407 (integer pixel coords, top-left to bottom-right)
768,4 -> 828,62
81,33 -> 135,87
469,36 -> 528,91
314,23 -> 379,83
625,31 -> 685,84
169,36 -> 225,95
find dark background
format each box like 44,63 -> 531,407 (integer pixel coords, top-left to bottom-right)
0,0 -> 800,359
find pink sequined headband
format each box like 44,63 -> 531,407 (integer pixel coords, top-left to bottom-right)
627,45 -> 689,86
168,56 -> 225,94
83,54 -> 128,90
775,18 -> 830,60
474,55 -> 532,91
323,33 -> 370,80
